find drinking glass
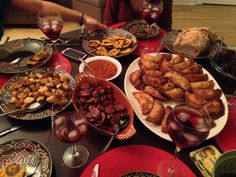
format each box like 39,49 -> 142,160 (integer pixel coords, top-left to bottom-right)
51,105 -> 89,168
37,9 -> 63,69
142,0 -> 163,53
157,105 -> 212,177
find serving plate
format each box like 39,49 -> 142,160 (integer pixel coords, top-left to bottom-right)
82,28 -> 138,58
73,76 -> 136,140
0,38 -> 53,74
164,30 -> 221,59
123,19 -> 160,38
0,139 -> 52,177
124,53 -> 228,142
0,67 -> 75,120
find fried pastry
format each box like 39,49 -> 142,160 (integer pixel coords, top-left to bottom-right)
180,63 -> 203,75
190,80 -> 214,90
163,88 -> 184,102
160,59 -> 173,74
158,82 -> 175,93
146,100 -> 165,125
143,75 -> 167,88
143,86 -> 167,101
183,73 -> 208,82
139,55 -> 160,70
169,54 -> 185,65
133,92 -> 154,115
192,88 -> 222,100
202,99 -> 225,119
164,71 -> 190,91
143,70 -> 163,77
129,70 -> 143,90
161,106 -> 172,133
172,58 -> 194,72
185,91 -> 208,109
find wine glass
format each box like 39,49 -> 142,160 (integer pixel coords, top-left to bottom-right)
37,9 -> 63,69
142,0 -> 163,53
157,105 -> 212,177
51,105 -> 89,168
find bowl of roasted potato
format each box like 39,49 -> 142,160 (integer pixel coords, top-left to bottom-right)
0,67 -> 75,120
72,76 -> 136,140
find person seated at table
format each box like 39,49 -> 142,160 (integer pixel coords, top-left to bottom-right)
0,0 -> 106,40
104,0 -> 173,32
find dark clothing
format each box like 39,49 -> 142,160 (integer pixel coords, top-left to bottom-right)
0,0 -> 12,40
104,0 -> 172,31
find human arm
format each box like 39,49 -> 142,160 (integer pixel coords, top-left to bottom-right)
10,0 -> 106,31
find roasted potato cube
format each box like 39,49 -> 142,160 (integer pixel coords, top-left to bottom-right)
23,97 -> 35,104
62,82 -> 70,90
59,74 -> 69,82
36,96 -> 45,102
17,93 -> 27,100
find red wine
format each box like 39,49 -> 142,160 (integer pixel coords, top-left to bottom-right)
40,19 -> 63,41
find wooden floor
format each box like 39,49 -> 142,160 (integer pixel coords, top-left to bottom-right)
2,4 -> 236,45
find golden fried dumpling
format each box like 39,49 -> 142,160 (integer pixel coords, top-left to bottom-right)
164,71 -> 190,91
192,88 -> 222,100
161,106 -> 173,133
172,58 -> 194,72
185,91 -> 208,109
143,86 -> 167,101
129,70 -> 143,90
0,163 -> 26,177
163,88 -> 184,102
146,100 -> 165,125
202,99 -> 225,119
190,80 -> 214,90
133,91 -> 154,115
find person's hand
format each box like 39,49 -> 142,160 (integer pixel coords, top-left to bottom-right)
83,15 -> 107,32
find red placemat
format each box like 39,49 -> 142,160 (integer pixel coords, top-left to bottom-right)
0,53 -> 71,89
81,145 -> 195,177
109,22 -> 167,56
215,97 -> 236,152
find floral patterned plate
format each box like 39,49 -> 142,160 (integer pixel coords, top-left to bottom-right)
0,139 -> 52,177
121,171 -> 159,177
82,28 -> 138,58
0,67 -> 75,120
0,38 -> 53,74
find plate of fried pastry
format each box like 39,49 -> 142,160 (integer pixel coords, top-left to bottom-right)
164,27 -> 221,59
124,52 -> 228,141
82,28 -> 138,58
0,67 -> 75,120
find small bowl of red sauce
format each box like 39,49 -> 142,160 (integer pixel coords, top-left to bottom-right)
79,56 -> 122,81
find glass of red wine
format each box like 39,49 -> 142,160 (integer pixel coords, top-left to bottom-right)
157,105 -> 212,177
51,105 -> 89,168
142,0 -> 163,53
37,9 -> 63,69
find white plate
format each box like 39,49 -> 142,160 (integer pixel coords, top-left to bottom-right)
79,56 -> 122,81
124,53 -> 228,142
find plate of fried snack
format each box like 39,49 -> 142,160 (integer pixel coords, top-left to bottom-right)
164,27 -> 221,59
0,139 -> 52,177
123,19 -> 160,38
0,38 -> 53,73
124,52 -> 228,141
0,67 -> 75,120
82,28 -> 138,58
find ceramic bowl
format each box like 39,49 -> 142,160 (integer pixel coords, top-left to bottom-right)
72,76 -> 136,140
79,56 -> 122,81
212,150 -> 236,177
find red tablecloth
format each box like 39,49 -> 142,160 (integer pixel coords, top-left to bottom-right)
81,145 -> 195,177
0,53 -> 71,89
215,97 -> 236,152
109,22 -> 167,56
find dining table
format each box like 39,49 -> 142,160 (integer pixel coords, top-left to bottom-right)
0,26 -> 236,177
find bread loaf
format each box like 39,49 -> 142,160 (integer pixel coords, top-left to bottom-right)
173,27 -> 217,57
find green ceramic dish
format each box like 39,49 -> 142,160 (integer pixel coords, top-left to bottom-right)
212,150 -> 236,177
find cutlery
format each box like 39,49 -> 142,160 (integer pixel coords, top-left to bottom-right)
101,118 -> 129,153
4,36 -> 10,45
25,151 -> 39,177
0,101 -> 46,117
91,163 -> 99,177
0,125 -> 23,137
80,25 -> 86,38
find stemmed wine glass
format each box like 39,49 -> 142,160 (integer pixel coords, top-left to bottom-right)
51,104 -> 89,168
37,9 -> 63,69
157,105 -> 212,177
142,0 -> 163,53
